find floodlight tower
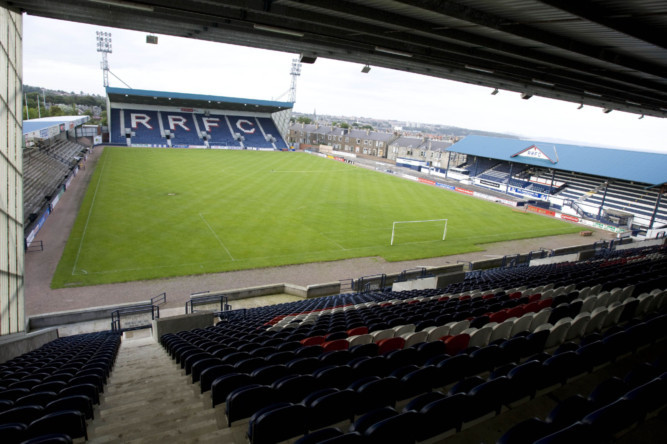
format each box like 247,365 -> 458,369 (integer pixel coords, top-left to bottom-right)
288,58 -> 301,103
96,31 -> 112,87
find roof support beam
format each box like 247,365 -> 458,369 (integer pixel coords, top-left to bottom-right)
392,0 -> 667,79
536,0 -> 667,50
282,0 -> 666,95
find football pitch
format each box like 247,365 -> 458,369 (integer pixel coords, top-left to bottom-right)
52,147 -> 581,288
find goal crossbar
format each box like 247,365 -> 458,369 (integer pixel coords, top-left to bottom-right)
390,218 -> 448,246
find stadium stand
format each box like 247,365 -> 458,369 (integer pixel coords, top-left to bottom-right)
257,117 -> 288,150
193,114 -> 240,148
110,110 -> 289,150
228,116 -> 276,149
23,140 -> 87,225
0,332 -> 120,442
444,137 -> 667,232
151,244 -> 666,443
106,88 -> 291,150
108,108 -> 125,145
159,111 -> 204,147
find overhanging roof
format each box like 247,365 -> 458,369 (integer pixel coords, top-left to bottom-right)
6,0 -> 666,118
23,115 -> 89,134
450,135 -> 667,187
106,87 -> 293,113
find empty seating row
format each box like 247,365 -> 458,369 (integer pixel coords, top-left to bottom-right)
159,247 -> 666,443
187,292 -> 663,418
23,140 -> 87,223
110,108 -> 289,149
0,332 -> 121,442
498,356 -> 667,444
244,311 -> 666,443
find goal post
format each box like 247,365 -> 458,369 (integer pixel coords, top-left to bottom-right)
390,219 -> 448,246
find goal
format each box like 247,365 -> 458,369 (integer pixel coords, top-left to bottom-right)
390,219 -> 448,246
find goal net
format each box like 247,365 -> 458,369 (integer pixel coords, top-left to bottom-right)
390,219 -> 448,246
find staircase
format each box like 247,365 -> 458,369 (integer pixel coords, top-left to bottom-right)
88,334 -> 243,443
576,181 -> 606,203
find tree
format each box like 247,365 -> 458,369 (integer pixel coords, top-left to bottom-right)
296,116 -> 312,124
49,106 -> 65,117
340,122 -> 350,129
361,124 -> 374,130
25,107 -> 39,119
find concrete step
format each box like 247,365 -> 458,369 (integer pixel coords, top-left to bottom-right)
88,336 -> 229,443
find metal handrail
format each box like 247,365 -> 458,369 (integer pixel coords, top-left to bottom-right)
151,292 -> 166,305
339,279 -> 354,293
185,294 -> 230,314
357,273 -> 386,294
396,267 -> 432,282
110,303 -> 159,332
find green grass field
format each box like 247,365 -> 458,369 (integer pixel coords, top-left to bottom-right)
52,147 -> 581,288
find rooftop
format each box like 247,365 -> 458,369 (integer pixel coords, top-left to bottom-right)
450,135 -> 667,187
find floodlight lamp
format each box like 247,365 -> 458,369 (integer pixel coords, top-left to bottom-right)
603,108 -> 612,114
374,46 -> 412,58
90,0 -> 154,12
521,93 -> 533,100
532,78 -> 555,87
253,24 -> 304,37
491,88 -> 499,95
577,103 -> 584,109
464,64 -> 494,74
639,114 -> 645,119
361,64 -> 371,73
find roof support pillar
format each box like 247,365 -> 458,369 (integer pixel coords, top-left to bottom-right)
445,151 -> 453,179
597,181 -> 609,220
648,187 -> 664,230
506,162 -> 514,196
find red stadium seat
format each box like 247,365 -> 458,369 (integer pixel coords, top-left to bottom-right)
300,336 -> 326,346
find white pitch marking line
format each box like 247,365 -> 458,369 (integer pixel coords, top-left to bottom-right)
199,213 -> 235,261
72,153 -> 108,275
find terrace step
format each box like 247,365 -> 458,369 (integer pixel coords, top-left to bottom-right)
88,336 -> 229,443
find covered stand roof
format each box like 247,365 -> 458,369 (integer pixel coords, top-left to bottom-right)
23,115 -> 90,134
106,87 -> 293,114
6,0 -> 666,118
450,135 -> 667,187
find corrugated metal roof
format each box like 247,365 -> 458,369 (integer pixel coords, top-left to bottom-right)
450,135 -> 667,187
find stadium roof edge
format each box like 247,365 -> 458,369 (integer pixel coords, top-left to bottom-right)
23,115 -> 90,136
106,87 -> 293,112
449,135 -> 667,188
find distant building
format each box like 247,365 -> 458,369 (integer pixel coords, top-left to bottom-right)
387,136 -> 462,170
287,123 -> 399,160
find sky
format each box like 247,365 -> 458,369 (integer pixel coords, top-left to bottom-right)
22,15 -> 667,153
